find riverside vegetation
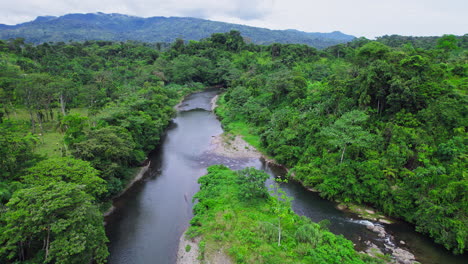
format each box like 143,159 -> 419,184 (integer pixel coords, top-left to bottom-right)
188,165 -> 386,264
0,31 -> 466,263
0,39 -> 201,263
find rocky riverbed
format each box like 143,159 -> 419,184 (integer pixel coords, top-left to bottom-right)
363,221 -> 419,264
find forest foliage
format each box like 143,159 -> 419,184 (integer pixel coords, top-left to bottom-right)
189,165 -> 385,264
216,34 -> 467,254
0,30 -> 466,263
0,38 -> 199,263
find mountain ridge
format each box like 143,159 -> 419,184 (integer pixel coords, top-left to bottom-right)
0,12 -> 355,48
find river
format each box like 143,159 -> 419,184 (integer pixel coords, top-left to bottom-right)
106,89 -> 466,264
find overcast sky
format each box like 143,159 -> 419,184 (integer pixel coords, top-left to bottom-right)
0,0 -> 466,38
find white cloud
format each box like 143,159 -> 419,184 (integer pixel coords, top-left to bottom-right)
0,0 -> 466,38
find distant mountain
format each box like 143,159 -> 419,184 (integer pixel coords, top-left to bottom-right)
0,13 -> 355,49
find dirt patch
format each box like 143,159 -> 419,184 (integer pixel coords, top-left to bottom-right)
176,230 -> 201,264
205,248 -> 233,264
208,133 -> 262,159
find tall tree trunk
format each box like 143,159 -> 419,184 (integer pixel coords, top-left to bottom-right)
11,102 -> 17,119
45,105 -> 50,122
60,93 -> 66,116
37,112 -> 44,143
45,227 -> 50,261
278,218 -> 281,246
19,241 -> 25,261
29,110 -> 36,134
377,99 -> 380,115
340,145 -> 347,163
3,106 -> 9,118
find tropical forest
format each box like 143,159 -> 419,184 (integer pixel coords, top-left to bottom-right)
0,14 -> 467,264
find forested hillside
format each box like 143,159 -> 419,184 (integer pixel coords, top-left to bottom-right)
0,13 -> 355,49
0,30 -> 466,263
215,34 -> 468,254
0,39 -> 202,263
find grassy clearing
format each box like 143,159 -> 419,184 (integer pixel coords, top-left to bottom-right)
69,108 -> 89,116
214,94 -> 268,155
4,108 -> 30,121
35,132 -> 66,158
223,120 -> 263,150
5,108 -> 90,158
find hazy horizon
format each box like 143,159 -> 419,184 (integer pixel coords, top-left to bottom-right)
0,0 -> 467,38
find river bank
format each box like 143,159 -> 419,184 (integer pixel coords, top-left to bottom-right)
108,89 -> 463,264
104,89 -> 201,219
176,230 -> 201,264
103,161 -> 151,218
209,96 -> 419,264
105,88 -> 212,218
106,88 -> 230,263
211,129 -> 417,263
175,129 -> 260,263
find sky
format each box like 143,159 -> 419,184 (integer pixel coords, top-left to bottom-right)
0,0 -> 466,38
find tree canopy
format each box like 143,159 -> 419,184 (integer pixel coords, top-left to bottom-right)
0,182 -> 108,263
0,30 -> 466,262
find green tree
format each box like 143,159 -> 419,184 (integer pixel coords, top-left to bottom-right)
72,126 -> 140,169
17,73 -> 55,135
236,167 -> 270,200
0,182 -> 109,263
23,157 -> 107,198
356,42 -> 390,65
320,110 -> 376,163
71,125 -> 142,195
61,113 -> 89,144
0,121 -> 38,180
0,56 -> 23,118
436,34 -> 459,52
0,181 -> 22,206
48,78 -> 77,116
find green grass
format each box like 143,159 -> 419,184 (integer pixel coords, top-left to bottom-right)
4,108 -> 31,121
214,94 -> 268,155
35,132 -> 66,158
225,121 -> 263,150
69,108 -> 89,116
6,107 -> 89,121
5,108 -> 90,158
